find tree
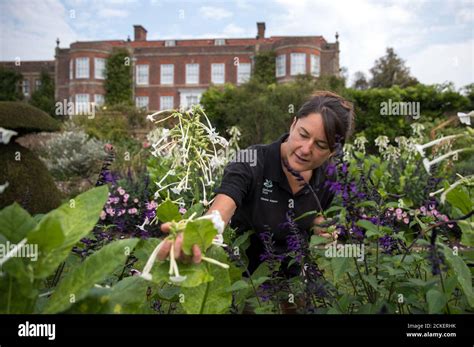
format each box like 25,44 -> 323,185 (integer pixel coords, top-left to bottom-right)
253,51 -> 276,85
352,71 -> 369,90
29,70 -> 55,117
369,47 -> 418,88
0,67 -> 24,101
104,49 -> 133,106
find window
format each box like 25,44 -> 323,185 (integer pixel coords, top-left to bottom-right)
22,80 -> 29,96
179,90 -> 204,109
75,57 -> 90,79
75,94 -> 90,114
136,65 -> 149,85
69,60 -> 73,79
237,63 -> 251,84
161,64 -> 174,85
186,64 -> 199,84
276,55 -> 286,77
214,39 -> 225,46
165,40 -> 176,47
310,54 -> 320,77
135,96 -> 149,110
211,63 -> 225,84
160,96 -> 174,110
94,94 -> 105,106
290,53 -> 306,76
94,58 -> 106,79
35,79 -> 41,90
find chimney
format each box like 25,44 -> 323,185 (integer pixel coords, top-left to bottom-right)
134,25 -> 147,41
256,22 -> 265,40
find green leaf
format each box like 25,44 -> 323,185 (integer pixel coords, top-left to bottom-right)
331,257 -> 350,283
43,238 -> 139,313
183,203 -> 204,219
182,219 -> 217,256
426,289 -> 446,314
150,260 -> 214,288
180,246 -> 232,314
443,248 -> 474,308
310,235 -> 331,247
446,186 -> 472,215
356,220 -> 381,238
27,186 -> 109,278
0,203 -> 36,243
156,199 -> 182,223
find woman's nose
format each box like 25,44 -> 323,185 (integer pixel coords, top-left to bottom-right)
300,141 -> 312,156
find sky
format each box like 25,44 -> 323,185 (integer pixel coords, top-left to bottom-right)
0,0 -> 473,89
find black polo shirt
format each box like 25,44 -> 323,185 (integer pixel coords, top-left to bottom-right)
214,133 -> 335,274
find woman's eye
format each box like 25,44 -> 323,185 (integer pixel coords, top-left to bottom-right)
300,133 -> 308,138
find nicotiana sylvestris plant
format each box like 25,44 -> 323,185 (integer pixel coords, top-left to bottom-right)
140,199 -> 229,287
146,105 -> 237,208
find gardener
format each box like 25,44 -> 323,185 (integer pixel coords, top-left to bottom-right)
158,91 -> 355,276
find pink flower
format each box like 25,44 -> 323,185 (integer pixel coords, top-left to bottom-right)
395,208 -> 402,215
179,207 -> 187,214
396,214 -> 403,221
134,198 -> 139,203
100,210 -> 106,220
143,142 -> 151,148
403,218 -> 409,224
420,206 -> 427,214
118,187 -> 125,196
128,208 -> 138,214
106,208 -> 115,216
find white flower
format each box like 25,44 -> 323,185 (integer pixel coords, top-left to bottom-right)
354,136 -> 368,153
374,136 -> 390,152
457,111 -> 473,126
212,234 -> 227,247
0,182 -> 9,194
198,210 -> 225,234
170,186 -> 183,195
410,123 -> 425,138
0,127 -> 18,144
169,275 -> 187,283
136,217 -> 150,232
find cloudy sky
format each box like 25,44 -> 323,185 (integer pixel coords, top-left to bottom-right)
1,0 -> 473,88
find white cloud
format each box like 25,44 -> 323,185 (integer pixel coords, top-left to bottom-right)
97,8 -> 129,18
199,6 -> 233,20
408,39 -> 474,88
0,0 -> 78,60
271,0 -> 472,88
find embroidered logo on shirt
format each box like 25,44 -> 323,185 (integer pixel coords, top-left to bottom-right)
263,179 -> 273,189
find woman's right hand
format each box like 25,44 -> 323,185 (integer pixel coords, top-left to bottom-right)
157,222 -> 202,264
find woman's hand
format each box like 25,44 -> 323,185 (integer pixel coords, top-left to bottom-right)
313,215 -> 338,240
156,222 -> 202,264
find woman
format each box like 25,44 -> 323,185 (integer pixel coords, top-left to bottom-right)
157,91 -> 355,277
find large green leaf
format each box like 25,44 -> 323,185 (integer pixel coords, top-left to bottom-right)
426,289 -> 446,314
28,186 -> 108,278
180,246 -> 232,314
156,199 -> 182,223
182,219 -> 217,256
150,260 -> 214,288
446,186 -> 472,215
443,248 -> 474,308
43,238 -> 139,313
0,203 -> 37,243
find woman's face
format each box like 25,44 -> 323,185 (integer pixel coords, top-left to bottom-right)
283,113 -> 333,172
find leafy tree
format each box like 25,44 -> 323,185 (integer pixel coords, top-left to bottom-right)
29,70 -> 55,116
253,51 -> 276,85
352,71 -> 369,90
369,47 -> 418,88
0,67 -> 23,101
104,49 -> 133,106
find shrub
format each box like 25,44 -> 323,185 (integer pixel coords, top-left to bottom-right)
39,127 -> 106,180
0,101 -> 60,135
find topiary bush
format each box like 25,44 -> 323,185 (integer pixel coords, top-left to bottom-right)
0,101 -> 63,214
0,143 -> 62,214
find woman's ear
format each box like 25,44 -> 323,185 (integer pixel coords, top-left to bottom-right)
290,117 -> 297,131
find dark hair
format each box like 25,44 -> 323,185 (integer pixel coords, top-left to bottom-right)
295,91 -> 355,151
